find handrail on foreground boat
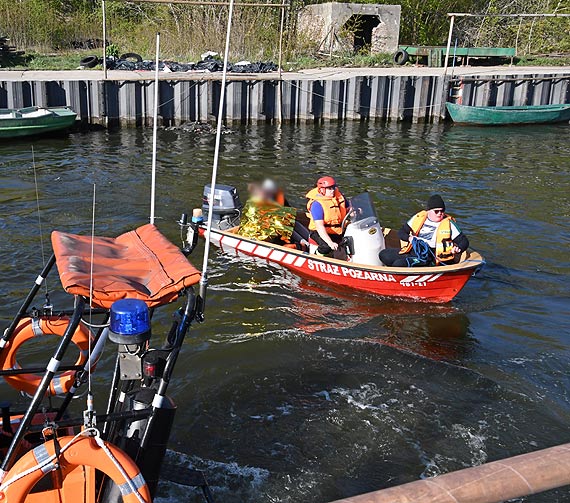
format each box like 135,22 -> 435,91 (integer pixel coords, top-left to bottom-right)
0,253 -> 56,344
0,223 -> 215,501
0,295 -> 86,475
328,442 -> 570,503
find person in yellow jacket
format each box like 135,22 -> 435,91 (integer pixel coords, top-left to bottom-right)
379,194 -> 469,267
306,176 -> 348,256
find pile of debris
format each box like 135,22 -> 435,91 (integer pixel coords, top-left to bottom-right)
164,122 -> 234,135
70,38 -> 105,50
86,51 -> 278,73
0,36 -> 26,67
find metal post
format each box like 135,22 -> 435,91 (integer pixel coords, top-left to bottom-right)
451,38 -> 458,78
54,325 -> 110,422
102,0 -> 107,79
102,353 -> 123,438
443,14 -> 455,74
140,290 -> 195,450
276,3 -> 286,124
514,17 -> 523,65
199,0 -> 236,315
150,32 -> 160,225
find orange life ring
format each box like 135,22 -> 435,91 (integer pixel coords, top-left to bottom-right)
0,412 -> 75,465
0,434 -> 152,503
0,317 -> 94,396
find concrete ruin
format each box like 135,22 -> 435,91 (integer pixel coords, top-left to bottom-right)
297,2 -> 401,55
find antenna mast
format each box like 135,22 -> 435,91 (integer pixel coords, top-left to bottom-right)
150,32 -> 160,224
199,0 -> 236,311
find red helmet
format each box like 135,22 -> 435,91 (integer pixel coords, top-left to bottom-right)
317,176 -> 336,189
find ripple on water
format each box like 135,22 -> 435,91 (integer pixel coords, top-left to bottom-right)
1,123 -> 570,502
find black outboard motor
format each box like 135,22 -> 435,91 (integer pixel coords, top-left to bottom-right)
202,184 -> 241,230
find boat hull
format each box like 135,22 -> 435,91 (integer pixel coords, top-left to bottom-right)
0,107 -> 77,138
206,228 -> 484,303
446,102 -> 570,125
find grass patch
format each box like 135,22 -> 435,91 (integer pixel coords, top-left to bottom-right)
2,49 -> 396,72
515,54 -> 570,66
2,51 -> 96,70
2,49 -> 570,72
286,52 -> 394,71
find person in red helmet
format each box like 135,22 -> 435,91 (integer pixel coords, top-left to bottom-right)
305,176 -> 348,256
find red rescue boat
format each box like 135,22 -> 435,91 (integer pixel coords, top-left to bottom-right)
204,226 -> 483,303
191,186 -> 484,303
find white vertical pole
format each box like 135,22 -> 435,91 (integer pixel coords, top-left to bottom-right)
200,0 -> 236,300
102,0 -> 107,80
150,32 -> 160,225
276,3 -> 286,124
443,15 -> 455,74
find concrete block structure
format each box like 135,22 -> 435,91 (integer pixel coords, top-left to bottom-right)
298,2 -> 401,55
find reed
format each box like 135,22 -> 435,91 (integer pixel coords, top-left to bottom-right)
0,0 -> 282,62
0,0 -> 568,67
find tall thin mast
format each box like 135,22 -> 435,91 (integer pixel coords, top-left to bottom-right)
199,0 -> 236,309
150,32 -> 160,225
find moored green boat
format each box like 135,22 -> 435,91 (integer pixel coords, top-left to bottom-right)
446,102 -> 570,126
0,106 -> 77,138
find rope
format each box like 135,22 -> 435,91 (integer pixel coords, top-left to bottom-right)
80,318 -> 110,328
88,184 -> 96,402
0,429 -> 147,503
411,238 -> 432,262
0,428 -> 94,491
135,70 -> 569,122
93,434 -> 147,503
288,79 -> 446,115
287,71 -> 568,116
31,146 -> 48,296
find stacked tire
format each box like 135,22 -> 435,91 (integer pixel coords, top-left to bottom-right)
393,49 -> 409,65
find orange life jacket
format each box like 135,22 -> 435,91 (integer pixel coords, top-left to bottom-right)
305,187 -> 347,235
400,210 -> 456,264
275,189 -> 286,206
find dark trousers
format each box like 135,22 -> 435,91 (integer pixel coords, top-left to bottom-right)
292,221 -> 310,244
310,231 -> 342,256
379,247 -> 431,267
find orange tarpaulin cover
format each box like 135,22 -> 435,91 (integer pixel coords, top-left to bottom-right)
51,224 -> 201,309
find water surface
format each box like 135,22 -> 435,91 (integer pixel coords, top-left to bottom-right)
0,122 -> 569,502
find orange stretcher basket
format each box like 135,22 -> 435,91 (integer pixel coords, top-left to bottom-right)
51,224 -> 201,309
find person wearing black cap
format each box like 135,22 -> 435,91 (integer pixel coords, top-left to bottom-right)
379,194 -> 469,267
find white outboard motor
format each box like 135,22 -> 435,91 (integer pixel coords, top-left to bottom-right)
343,193 -> 385,266
344,217 -> 385,265
202,184 -> 241,230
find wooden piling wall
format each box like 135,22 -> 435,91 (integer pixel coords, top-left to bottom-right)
0,70 -> 568,126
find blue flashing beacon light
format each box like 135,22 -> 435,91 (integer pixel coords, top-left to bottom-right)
109,298 -> 151,344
